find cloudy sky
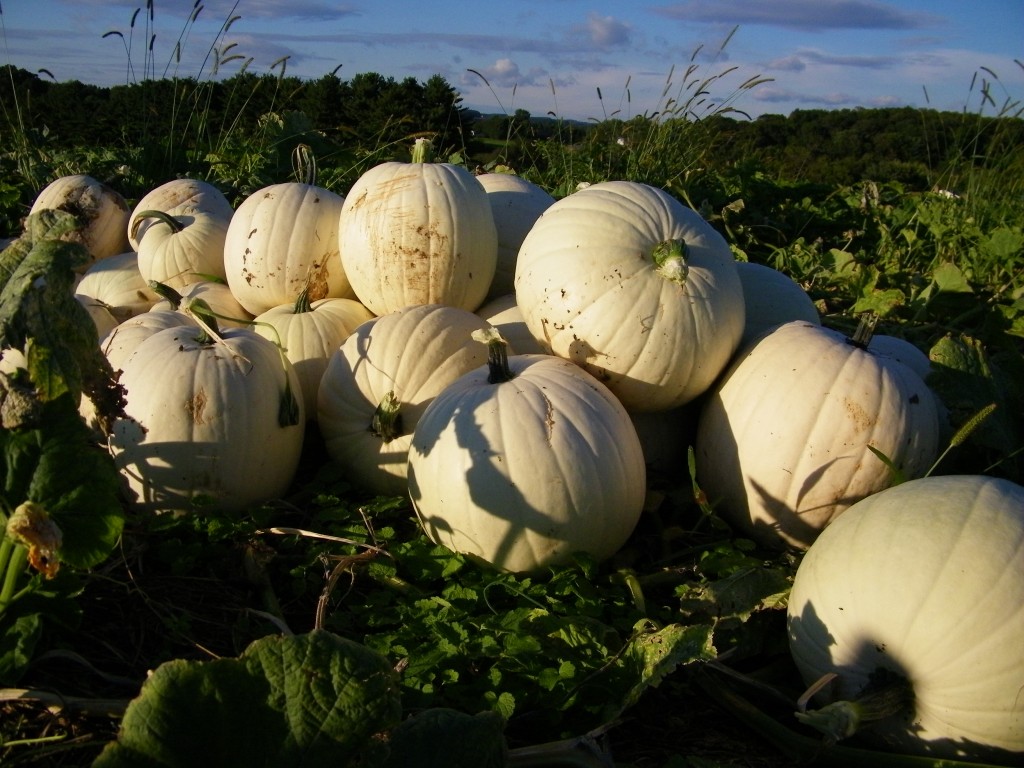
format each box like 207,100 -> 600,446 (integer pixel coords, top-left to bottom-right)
2,0 -> 1022,121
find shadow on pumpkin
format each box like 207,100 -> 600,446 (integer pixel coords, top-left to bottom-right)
108,416 -> 302,514
787,596 -> 1021,765
407,358 -> 642,574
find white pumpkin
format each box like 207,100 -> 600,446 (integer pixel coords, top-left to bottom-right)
338,139 -> 498,315
514,180 -> 745,412
224,182 -> 351,316
30,174 -> 131,268
735,261 -> 819,347
252,291 -> 374,421
100,309 -> 197,375
316,304 -> 493,497
74,250 -> 160,321
695,319 -> 941,549
407,330 -> 646,573
475,172 -> 554,299
128,178 -> 234,250
132,208 -> 230,289
108,319 -> 305,514
787,474 -> 1024,762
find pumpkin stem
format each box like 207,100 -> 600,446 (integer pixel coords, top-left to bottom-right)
148,280 -> 185,310
652,240 -> 689,285
186,299 -> 222,344
410,136 -> 434,164
291,143 -> 317,186
472,327 -> 514,384
131,209 -> 184,241
847,313 -> 879,350
795,668 -> 914,744
369,391 -> 404,443
293,285 -> 314,314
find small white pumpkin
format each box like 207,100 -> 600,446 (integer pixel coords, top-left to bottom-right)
74,250 -> 160,321
29,174 -> 131,268
475,172 -> 554,299
407,330 -> 646,573
514,180 -> 745,412
224,182 -> 351,316
695,319 -> 941,549
108,311 -> 305,514
787,474 -> 1024,762
132,208 -> 230,289
252,290 -> 374,421
316,304 -> 493,497
338,138 -> 498,315
128,178 -> 234,250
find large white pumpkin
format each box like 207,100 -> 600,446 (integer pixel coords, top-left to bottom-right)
108,322 -> 305,514
338,140 -> 498,315
735,261 -> 819,347
787,474 -> 1024,762
407,331 -> 646,573
224,182 -> 351,315
514,180 -> 745,412
695,320 -> 941,549
316,304 -> 493,497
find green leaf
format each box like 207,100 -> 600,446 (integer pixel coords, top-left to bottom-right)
94,631 -> 403,768
0,611 -> 42,685
930,261 -> 972,294
242,629 -> 403,765
1,393 -> 124,569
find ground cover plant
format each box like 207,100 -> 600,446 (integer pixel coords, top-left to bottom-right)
1,8 -> 1023,765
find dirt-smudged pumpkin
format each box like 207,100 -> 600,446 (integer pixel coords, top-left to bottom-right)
338,138 -> 497,315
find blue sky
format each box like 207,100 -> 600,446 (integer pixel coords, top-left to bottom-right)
2,0 -> 1022,121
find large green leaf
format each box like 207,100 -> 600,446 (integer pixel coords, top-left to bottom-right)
93,631 -> 403,768
1,393 -> 124,569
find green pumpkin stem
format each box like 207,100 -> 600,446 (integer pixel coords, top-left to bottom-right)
652,240 -> 689,285
472,327 -> 514,384
293,285 -> 314,314
131,209 -> 184,242
795,668 -> 914,744
370,391 -> 403,443
148,280 -> 185,310
187,299 -> 221,344
410,136 -> 434,164
847,313 -> 879,349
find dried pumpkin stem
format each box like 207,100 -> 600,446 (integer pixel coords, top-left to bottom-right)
847,313 -> 879,349
652,239 -> 689,285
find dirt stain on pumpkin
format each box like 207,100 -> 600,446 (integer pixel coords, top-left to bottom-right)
843,397 -> 874,432
186,389 -> 208,424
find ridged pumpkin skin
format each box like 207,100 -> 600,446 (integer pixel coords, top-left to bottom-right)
74,251 -> 160,323
108,325 -> 305,514
338,160 -> 497,315
695,320 -> 940,549
514,180 -> 745,412
224,182 -> 351,315
316,304 -> 493,497
787,475 -> 1024,762
734,261 -> 819,347
407,350 -> 647,573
